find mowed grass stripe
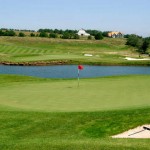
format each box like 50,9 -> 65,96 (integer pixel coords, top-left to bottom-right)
0,45 -> 25,54
8,47 -> 24,54
0,45 -> 44,55
0,75 -> 150,112
0,45 -> 13,53
18,48 -> 33,54
29,48 -> 46,54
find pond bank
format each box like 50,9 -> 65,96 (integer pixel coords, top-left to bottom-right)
0,60 -> 71,66
1,59 -> 150,66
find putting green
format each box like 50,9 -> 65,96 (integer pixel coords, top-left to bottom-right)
0,75 -> 150,112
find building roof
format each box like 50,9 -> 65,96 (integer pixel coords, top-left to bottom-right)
108,31 -> 123,36
77,29 -> 90,36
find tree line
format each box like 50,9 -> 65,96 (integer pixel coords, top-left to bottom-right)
0,28 -> 108,40
0,29 -> 27,37
126,34 -> 150,55
38,29 -> 109,39
1,28 -> 35,32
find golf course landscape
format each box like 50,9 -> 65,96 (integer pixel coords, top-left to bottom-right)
0,37 -> 150,150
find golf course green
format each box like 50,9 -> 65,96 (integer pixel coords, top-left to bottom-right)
0,74 -> 150,149
0,75 -> 150,112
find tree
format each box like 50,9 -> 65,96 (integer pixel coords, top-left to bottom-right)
141,39 -> 149,54
124,34 -> 130,38
39,32 -> 48,37
95,32 -> 103,40
30,33 -> 35,37
61,32 -> 71,39
102,31 -> 110,37
136,38 -> 144,54
18,32 -> 25,37
7,30 -> 16,36
49,33 -> 57,38
0,30 -> 16,36
86,30 -> 99,36
73,34 -> 79,39
54,29 -> 59,34
0,30 -> 4,36
88,35 -> 92,40
126,34 -> 139,47
126,35 -> 150,55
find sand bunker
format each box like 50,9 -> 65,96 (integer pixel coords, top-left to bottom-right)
125,57 -> 150,61
84,54 -> 93,57
112,125 -> 150,138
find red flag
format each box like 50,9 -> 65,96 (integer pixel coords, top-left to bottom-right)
78,65 -> 84,70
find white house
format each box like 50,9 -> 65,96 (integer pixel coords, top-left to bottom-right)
77,29 -> 90,36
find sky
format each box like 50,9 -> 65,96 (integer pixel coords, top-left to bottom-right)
0,0 -> 150,37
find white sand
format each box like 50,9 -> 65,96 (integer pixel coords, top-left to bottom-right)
112,125 -> 150,138
84,54 -> 93,57
125,57 -> 150,61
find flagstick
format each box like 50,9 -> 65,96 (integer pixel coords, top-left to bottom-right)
78,69 -> 80,87
77,65 -> 84,87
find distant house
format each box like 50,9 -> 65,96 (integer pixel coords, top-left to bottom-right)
77,29 -> 90,36
108,31 -> 124,38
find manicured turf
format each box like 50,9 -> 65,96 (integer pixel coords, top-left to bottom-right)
0,75 -> 150,112
1,75 -> 150,149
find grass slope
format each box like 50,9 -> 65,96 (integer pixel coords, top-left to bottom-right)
1,36 -> 149,65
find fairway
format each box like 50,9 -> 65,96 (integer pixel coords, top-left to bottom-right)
0,75 -> 150,112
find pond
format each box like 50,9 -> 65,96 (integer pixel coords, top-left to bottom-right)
0,65 -> 150,78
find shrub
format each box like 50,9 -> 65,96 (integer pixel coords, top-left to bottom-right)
95,32 -> 103,40
18,32 -> 25,37
88,36 -> 92,40
73,34 -> 80,39
30,33 -> 35,37
49,33 -> 57,38
39,32 -> 48,37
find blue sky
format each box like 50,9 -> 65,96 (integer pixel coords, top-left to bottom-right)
0,0 -> 150,36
